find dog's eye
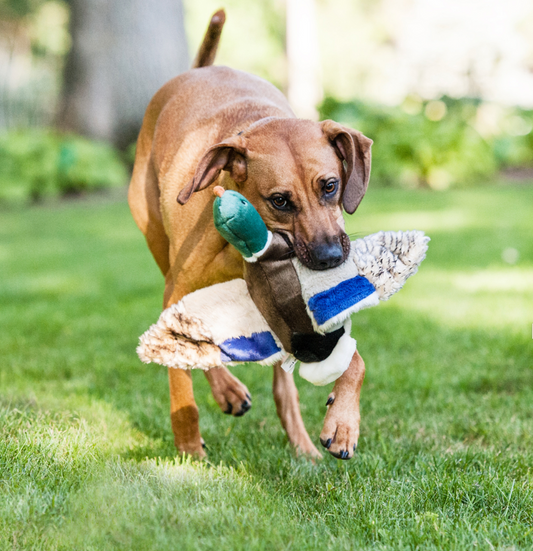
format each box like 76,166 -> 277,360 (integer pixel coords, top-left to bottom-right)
323,180 -> 338,196
270,195 -> 290,210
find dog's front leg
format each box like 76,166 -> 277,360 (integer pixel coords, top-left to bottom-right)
168,368 -> 206,457
204,367 -> 252,417
273,362 -> 322,459
319,350 -> 365,460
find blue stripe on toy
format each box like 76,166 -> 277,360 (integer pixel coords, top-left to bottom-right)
220,331 -> 281,362
308,276 -> 376,326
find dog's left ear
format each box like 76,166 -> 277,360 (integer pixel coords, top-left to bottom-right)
321,120 -> 373,215
177,136 -> 247,205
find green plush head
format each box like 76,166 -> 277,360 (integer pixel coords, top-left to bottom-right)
213,189 -> 269,258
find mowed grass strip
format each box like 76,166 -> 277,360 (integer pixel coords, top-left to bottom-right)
1,185 -> 532,550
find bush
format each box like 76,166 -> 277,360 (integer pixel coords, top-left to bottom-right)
319,96 -> 533,189
0,129 -> 129,204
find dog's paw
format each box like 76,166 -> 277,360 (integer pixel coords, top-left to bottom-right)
205,367 -> 252,417
319,393 -> 359,460
174,435 -> 207,459
295,438 -> 323,461
176,439 -> 207,459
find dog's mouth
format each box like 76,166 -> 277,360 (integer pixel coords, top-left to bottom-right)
278,232 -> 350,271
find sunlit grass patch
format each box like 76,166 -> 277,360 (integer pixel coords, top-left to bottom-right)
391,267 -> 533,334
58,458 -> 301,550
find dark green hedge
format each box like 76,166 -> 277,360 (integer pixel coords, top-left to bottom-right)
0,129 -> 129,204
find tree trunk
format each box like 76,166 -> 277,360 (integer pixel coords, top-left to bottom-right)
59,0 -> 189,149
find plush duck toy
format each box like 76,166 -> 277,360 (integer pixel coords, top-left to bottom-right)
138,187 -> 429,386
213,187 -> 343,363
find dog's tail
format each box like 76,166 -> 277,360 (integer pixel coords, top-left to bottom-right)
192,9 -> 226,69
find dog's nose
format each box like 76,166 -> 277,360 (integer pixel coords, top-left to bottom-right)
309,242 -> 344,270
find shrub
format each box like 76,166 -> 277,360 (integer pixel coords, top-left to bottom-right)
0,129 -> 129,204
319,96 -> 533,189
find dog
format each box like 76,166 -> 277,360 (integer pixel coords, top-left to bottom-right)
128,10 -> 372,460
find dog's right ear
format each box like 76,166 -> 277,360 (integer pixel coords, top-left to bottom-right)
177,137 -> 247,205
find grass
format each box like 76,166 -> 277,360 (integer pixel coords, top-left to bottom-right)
1,184 -> 532,550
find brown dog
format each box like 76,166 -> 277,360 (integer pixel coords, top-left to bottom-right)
128,10 -> 371,460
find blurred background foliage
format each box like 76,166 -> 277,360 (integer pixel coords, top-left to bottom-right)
320,96 -> 533,189
0,0 -> 532,205
0,130 -> 128,203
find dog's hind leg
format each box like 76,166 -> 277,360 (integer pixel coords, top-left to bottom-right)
273,362 -> 322,459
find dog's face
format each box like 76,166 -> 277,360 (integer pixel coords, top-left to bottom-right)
178,118 -> 372,270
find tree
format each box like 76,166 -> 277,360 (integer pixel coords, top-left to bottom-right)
59,0 -> 189,149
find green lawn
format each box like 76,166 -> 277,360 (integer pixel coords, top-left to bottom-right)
1,185 -> 532,550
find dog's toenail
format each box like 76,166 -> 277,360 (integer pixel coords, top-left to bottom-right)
320,437 -> 332,449
353,444 -> 356,452
341,451 -> 350,460
202,441 -> 207,450
224,403 -> 232,415
325,396 -> 334,406
246,393 -> 252,401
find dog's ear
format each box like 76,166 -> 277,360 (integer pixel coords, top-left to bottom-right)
321,120 -> 372,215
177,137 -> 247,205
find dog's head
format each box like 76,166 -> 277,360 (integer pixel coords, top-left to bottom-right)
177,118 -> 372,270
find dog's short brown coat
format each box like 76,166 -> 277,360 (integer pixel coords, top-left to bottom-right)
129,11 -> 370,459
